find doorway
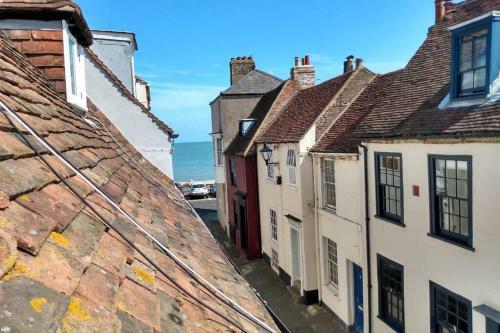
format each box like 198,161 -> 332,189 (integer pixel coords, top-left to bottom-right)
290,228 -> 302,290
239,204 -> 248,251
353,263 -> 364,333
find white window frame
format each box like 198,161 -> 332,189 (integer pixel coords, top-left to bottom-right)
322,159 -> 336,210
62,20 -> 87,110
287,149 -> 297,186
324,237 -> 339,292
215,138 -> 224,166
270,209 -> 278,243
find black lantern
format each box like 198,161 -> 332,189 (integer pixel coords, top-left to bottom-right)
259,142 -> 277,166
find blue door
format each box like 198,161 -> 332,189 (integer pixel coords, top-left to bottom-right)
353,264 -> 364,333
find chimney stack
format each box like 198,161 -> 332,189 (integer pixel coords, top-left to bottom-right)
444,0 -> 453,14
343,55 -> 355,73
230,56 -> 256,85
355,58 -> 364,69
435,0 -> 448,23
291,54 -> 315,90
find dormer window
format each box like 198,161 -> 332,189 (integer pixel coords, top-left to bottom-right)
450,11 -> 500,101
457,28 -> 488,97
239,119 -> 255,136
63,21 -> 87,110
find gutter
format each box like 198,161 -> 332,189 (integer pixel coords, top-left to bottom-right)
360,143 -> 372,333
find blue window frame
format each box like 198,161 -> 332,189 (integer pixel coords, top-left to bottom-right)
428,155 -> 473,249
450,15 -> 498,100
430,282 -> 472,333
377,254 -> 405,332
487,319 -> 500,333
374,152 -> 404,225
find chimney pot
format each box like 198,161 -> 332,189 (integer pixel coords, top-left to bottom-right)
343,55 -> 355,73
355,58 -> 364,69
444,0 -> 453,13
295,56 -> 301,67
301,57 -> 305,66
435,0 -> 445,23
305,55 -> 310,66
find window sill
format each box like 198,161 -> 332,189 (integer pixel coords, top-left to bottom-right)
266,178 -> 276,183
323,283 -> 339,297
427,233 -> 475,252
321,207 -> 337,215
287,184 -> 298,190
374,215 -> 406,228
377,315 -> 404,333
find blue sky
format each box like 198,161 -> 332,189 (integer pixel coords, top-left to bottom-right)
78,0 -> 435,143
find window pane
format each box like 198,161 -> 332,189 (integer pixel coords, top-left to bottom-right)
474,67 -> 486,88
459,41 -> 472,71
446,160 -> 456,178
474,36 -> 487,68
436,176 -> 446,194
457,180 -> 468,199
436,159 -> 446,177
446,178 -> 457,197
461,71 -> 474,91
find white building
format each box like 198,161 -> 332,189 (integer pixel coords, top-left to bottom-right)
85,31 -> 176,179
310,71 -> 401,331
256,60 -> 375,304
352,2 -> 500,333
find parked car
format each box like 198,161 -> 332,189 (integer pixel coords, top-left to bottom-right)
207,184 -> 216,196
189,183 -> 209,199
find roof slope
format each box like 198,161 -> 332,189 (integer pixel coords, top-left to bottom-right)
222,69 -> 283,95
258,70 -> 355,143
356,0 -> 500,139
86,48 -> 174,136
225,80 -> 299,157
312,70 -> 403,153
0,31 -> 276,332
0,0 -> 92,46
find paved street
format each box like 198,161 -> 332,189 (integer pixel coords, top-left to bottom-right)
189,198 -> 344,333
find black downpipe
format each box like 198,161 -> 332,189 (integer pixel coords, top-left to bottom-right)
360,144 -> 372,333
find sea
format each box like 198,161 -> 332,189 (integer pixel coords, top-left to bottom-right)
173,141 -> 214,183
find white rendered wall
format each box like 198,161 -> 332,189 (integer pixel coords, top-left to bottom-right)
366,141 -> 500,333
314,154 -> 367,329
85,54 -> 174,179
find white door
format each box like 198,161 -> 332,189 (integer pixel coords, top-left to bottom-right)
290,228 -> 302,289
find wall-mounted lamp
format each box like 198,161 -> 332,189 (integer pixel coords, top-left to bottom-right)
259,142 -> 278,166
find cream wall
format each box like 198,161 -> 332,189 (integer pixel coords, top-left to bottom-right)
257,140 -> 318,294
313,154 -> 368,329
365,140 -> 500,333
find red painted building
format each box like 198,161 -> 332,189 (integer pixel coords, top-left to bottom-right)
224,79 -> 299,259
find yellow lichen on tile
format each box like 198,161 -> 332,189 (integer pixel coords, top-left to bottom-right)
18,194 -> 32,202
0,216 -> 8,227
30,297 -> 47,313
116,301 -> 126,311
67,297 -> 91,321
2,253 -> 17,271
133,267 -> 155,284
49,232 -> 70,247
3,261 -> 36,281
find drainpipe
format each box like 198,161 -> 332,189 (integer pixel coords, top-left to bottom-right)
360,143 -> 372,333
311,154 -> 323,304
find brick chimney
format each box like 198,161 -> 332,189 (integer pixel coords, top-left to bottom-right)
230,56 -> 255,85
291,55 -> 315,90
435,0 -> 453,23
343,55 -> 355,73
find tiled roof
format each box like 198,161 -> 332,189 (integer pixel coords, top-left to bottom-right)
221,69 -> 283,95
355,0 -> 500,139
312,70 -> 403,154
225,80 -> 300,157
86,48 -> 174,137
257,70 -> 355,143
0,30 -> 276,332
0,0 -> 92,46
